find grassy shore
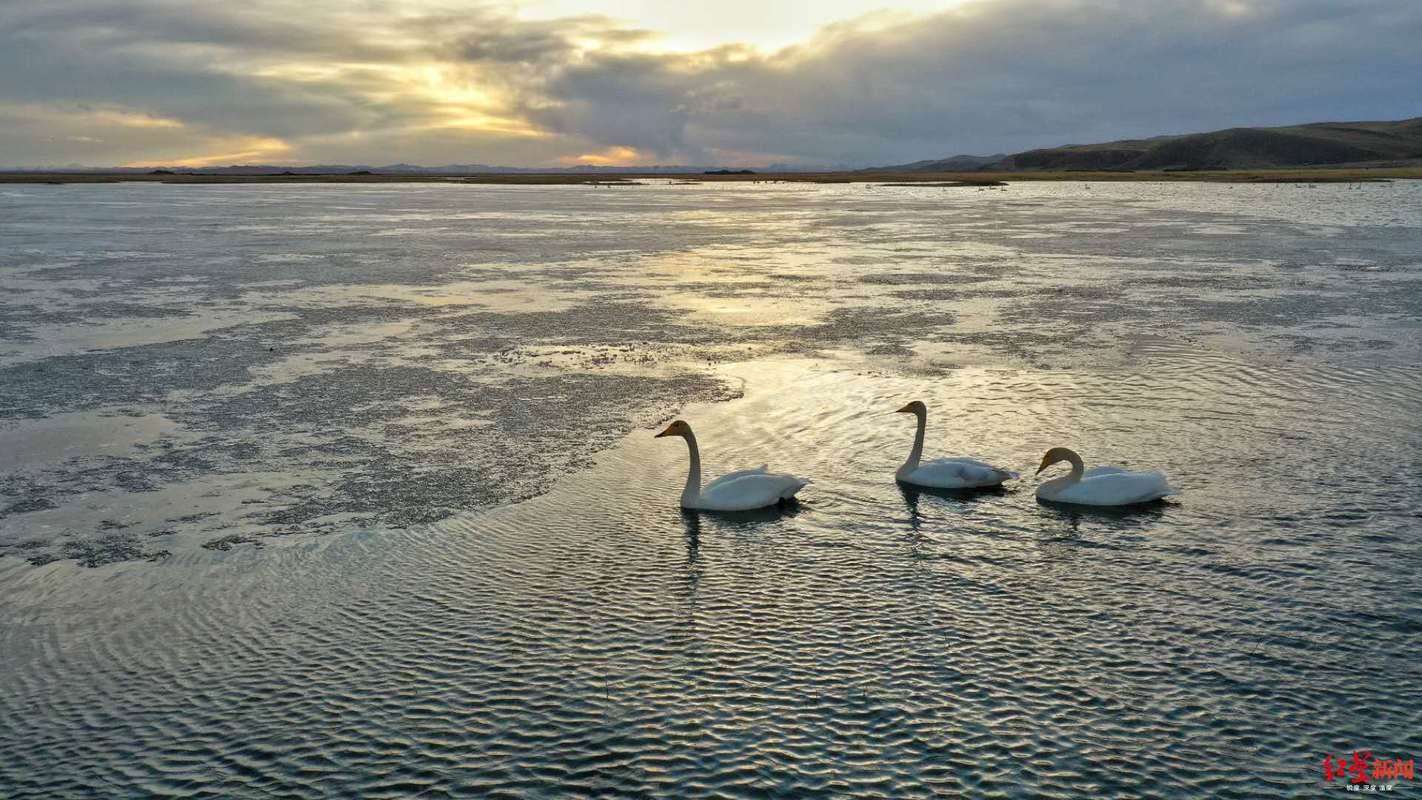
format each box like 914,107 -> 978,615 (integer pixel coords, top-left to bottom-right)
2,167 -> 1419,185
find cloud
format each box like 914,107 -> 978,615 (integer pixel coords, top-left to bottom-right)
533,0 -> 1422,164
1,0 -> 1418,167
0,101 -> 291,166
558,145 -> 644,165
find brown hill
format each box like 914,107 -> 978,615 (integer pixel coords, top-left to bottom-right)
898,118 -> 1422,171
1002,118 -> 1422,171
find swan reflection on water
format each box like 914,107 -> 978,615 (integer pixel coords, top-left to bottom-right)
677,503 -> 804,598
677,501 -> 805,559
897,482 -> 1009,532
678,500 -> 804,539
894,481 -> 1169,543
1035,495 -> 1170,535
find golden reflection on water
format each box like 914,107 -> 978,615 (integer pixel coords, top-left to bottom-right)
4,181 -> 1421,796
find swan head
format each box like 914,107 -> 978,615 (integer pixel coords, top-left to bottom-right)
894,400 -> 926,416
655,420 -> 692,439
1036,447 -> 1082,475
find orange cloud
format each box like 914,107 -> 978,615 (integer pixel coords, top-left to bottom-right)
558,146 -> 642,166
122,136 -> 294,167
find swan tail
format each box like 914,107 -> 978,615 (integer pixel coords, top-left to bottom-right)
1135,484 -> 1178,503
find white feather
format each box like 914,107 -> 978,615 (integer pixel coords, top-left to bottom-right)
1035,450 -> 1177,506
894,402 -> 1015,489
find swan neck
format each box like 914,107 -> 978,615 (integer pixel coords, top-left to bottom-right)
1064,451 -> 1085,483
904,410 -> 926,471
682,430 -> 702,504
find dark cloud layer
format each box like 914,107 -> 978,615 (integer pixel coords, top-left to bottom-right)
1,0 -> 1418,166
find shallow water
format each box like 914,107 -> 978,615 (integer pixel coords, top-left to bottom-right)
1,181 -> 1420,796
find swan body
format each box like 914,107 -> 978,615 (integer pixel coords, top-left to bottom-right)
893,401 -> 1016,489
1034,447 -> 1176,506
900,457 -> 1018,489
656,420 -> 808,511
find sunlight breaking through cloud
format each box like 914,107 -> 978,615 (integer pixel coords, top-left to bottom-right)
559,145 -> 643,165
0,0 -> 1418,167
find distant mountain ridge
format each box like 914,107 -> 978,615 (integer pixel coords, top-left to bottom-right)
887,117 -> 1422,172
2,162 -> 849,175
884,153 -> 1007,171
12,117 -> 1421,174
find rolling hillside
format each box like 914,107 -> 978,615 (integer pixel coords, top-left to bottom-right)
896,118 -> 1422,171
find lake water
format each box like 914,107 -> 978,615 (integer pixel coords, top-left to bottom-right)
1,181 -> 1419,796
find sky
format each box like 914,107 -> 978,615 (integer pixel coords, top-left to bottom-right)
1,0 -> 1419,168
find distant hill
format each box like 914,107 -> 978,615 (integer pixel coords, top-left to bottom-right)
883,153 -> 1007,171
4,162 -> 819,175
889,118 -> 1422,171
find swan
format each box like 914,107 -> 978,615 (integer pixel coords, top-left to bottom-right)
655,420 -> 808,511
893,401 -> 1017,489
1034,447 -> 1177,506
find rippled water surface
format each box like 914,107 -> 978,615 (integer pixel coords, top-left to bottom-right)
2,181 -> 1420,797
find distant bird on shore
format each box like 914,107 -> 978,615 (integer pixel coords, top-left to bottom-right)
892,401 -> 1016,489
655,420 -> 807,511
1034,447 -> 1176,506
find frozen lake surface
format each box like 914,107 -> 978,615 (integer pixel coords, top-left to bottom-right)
1,181 -> 1420,796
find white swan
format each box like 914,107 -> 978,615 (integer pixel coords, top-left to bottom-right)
655,420 -> 809,511
893,401 -> 1017,489
1034,447 -> 1177,506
